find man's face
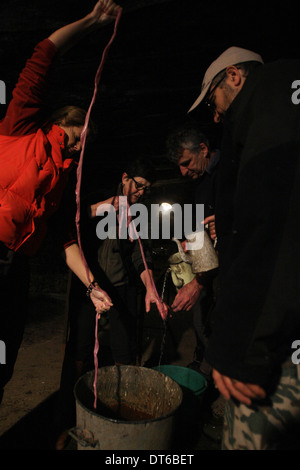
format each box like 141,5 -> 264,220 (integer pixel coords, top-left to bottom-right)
177,145 -> 209,179
210,82 -> 237,123
207,67 -> 244,123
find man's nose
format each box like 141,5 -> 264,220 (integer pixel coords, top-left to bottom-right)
180,167 -> 188,177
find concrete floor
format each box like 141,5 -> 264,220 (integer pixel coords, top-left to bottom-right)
0,289 -> 222,451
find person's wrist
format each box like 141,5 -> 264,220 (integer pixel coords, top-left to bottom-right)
84,12 -> 101,31
86,280 -> 97,297
194,274 -> 205,288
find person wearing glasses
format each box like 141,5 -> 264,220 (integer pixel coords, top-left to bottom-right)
86,158 -> 160,364
188,46 -> 300,449
55,158 -> 161,448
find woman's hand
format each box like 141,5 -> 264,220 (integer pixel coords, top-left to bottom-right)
90,285 -> 113,314
89,0 -> 121,26
145,287 -> 169,320
48,0 -> 121,54
140,269 -> 168,319
145,287 -> 166,313
90,195 -> 119,218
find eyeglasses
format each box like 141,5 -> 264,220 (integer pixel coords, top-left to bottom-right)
131,176 -> 151,193
204,73 -> 226,113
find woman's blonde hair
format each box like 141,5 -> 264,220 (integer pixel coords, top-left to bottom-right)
43,105 -> 97,140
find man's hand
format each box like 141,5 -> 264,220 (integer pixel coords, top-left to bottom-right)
212,369 -> 266,405
171,277 -> 203,312
203,215 -> 217,240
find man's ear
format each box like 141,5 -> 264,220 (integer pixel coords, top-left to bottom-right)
225,65 -> 243,86
199,143 -> 209,158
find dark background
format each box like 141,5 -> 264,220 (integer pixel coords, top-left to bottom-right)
0,0 -> 298,286
0,2 -> 298,450
0,0 -> 298,182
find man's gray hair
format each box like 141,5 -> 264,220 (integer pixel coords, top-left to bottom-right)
166,122 -> 210,163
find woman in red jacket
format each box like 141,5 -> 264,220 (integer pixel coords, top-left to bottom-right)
0,0 -> 120,403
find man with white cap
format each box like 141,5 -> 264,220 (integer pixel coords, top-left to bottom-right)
188,46 -> 300,449
188,46 -> 264,118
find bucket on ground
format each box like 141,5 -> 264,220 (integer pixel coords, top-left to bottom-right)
152,365 -> 208,448
153,365 -> 207,398
72,365 -> 183,450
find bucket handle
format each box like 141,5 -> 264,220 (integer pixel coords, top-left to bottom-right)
68,427 -> 100,449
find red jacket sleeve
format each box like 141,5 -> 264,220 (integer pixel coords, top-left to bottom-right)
0,38 -> 58,136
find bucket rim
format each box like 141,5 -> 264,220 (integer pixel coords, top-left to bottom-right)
74,365 -> 183,425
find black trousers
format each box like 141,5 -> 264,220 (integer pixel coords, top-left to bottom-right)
64,274 -> 138,366
56,275 -> 138,429
0,243 -> 30,404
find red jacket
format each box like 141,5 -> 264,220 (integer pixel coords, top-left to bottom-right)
0,39 -> 76,255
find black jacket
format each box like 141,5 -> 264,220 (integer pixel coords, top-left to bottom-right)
205,59 -> 300,392
80,184 -> 153,294
194,150 -> 220,219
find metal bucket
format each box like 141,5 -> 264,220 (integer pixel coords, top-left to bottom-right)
72,365 -> 183,450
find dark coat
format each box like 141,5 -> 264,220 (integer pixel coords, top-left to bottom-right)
205,59 -> 300,392
194,150 -> 220,219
